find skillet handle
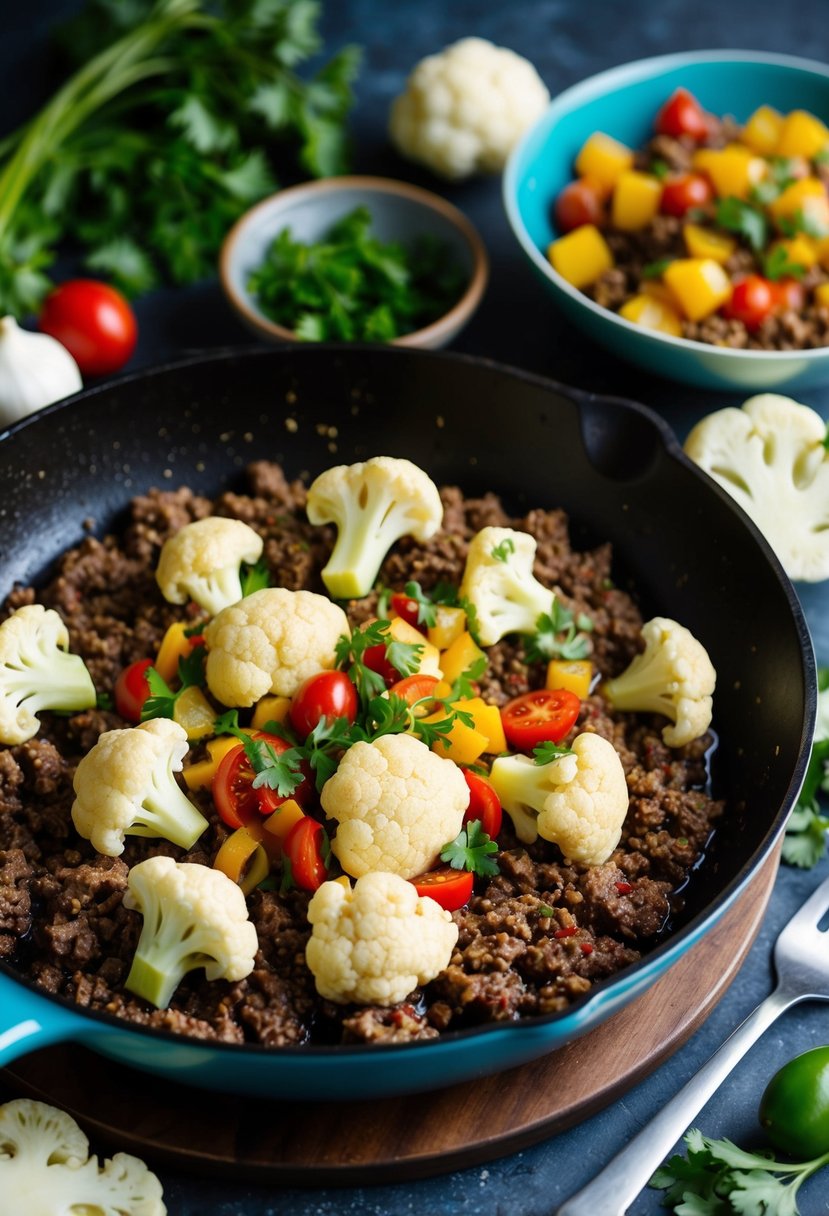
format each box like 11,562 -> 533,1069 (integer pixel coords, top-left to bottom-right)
0,970 -> 79,1065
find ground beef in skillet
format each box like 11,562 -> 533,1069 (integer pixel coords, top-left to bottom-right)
0,462 -> 724,1046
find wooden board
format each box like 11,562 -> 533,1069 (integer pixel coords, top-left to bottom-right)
3,851 -> 778,1185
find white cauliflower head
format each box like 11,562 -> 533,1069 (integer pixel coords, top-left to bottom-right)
71,718 -> 208,857
155,516 -> 264,615
604,616 -> 716,748
306,456 -> 443,599
389,37 -> 550,180
684,393 -> 829,582
0,604 -> 96,745
321,732 -> 469,879
204,586 -> 349,705
305,871 -> 458,1005
0,1097 -> 166,1215
123,855 -> 258,1009
490,732 -> 629,864
459,526 -> 554,646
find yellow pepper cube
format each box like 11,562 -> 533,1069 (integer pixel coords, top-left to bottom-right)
816,236 -> 829,271
741,105 -> 785,156
663,258 -> 732,322
814,282 -> 829,309
439,631 -> 486,686
770,177 -> 828,219
618,293 -> 683,337
776,109 -> 829,160
547,225 -> 614,289
427,604 -> 467,650
575,132 -> 634,192
262,798 -> 306,845
457,697 -> 508,754
691,144 -> 766,199
251,695 -> 291,730
771,234 -> 819,270
426,715 -> 490,766
611,170 -> 662,231
154,621 -> 198,684
182,732 -> 252,791
388,616 -> 442,677
683,223 -> 736,264
545,659 -> 593,700
173,685 -> 217,742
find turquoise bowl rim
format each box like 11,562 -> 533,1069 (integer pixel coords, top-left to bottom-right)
504,49 -> 829,374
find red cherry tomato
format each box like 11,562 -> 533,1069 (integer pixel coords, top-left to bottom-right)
722,274 -> 776,331
289,670 -> 358,739
771,278 -> 806,313
390,591 -> 425,632
462,769 -> 502,839
660,173 -> 713,217
113,658 -> 153,722
500,688 -> 581,751
362,641 -> 399,687
212,732 -> 311,830
38,279 -> 137,377
284,816 -> 328,892
655,88 -> 709,142
387,673 -> 439,707
554,179 -> 605,233
411,868 -> 474,911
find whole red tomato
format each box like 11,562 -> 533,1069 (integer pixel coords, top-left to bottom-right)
660,173 -> 713,217
554,179 -> 605,233
39,279 -> 137,376
654,88 -> 709,142
289,670 -> 358,739
723,275 -> 776,331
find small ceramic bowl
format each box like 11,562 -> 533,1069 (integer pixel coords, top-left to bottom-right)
220,176 -> 488,349
504,51 -> 829,391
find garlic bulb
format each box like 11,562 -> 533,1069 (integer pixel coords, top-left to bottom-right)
0,316 -> 82,428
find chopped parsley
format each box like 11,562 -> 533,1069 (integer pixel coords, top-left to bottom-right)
140,645 -> 207,721
782,669 -> 829,868
533,740 -> 576,765
240,559 -> 272,597
714,197 -> 768,252
523,601 -> 594,665
440,819 -> 500,877
761,244 -> 806,282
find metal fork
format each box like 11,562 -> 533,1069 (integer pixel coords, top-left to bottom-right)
557,870 -> 829,1216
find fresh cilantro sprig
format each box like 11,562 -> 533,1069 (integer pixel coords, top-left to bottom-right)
440,819 -> 500,877
650,1127 -> 829,1213
400,581 -> 439,628
642,258 -> 674,279
334,620 -> 423,709
523,602 -> 595,665
240,559 -> 271,597
533,740 -> 576,765
140,645 -> 207,721
762,244 -> 806,282
715,197 -> 769,252
211,711 -> 306,798
783,670 -> 829,868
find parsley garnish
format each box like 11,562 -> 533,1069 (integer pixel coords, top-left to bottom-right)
649,158 -> 670,180
279,855 -> 296,896
440,819 -> 500,877
537,904 -> 555,917
491,538 -> 516,563
715,197 -> 768,252
641,258 -> 673,279
334,620 -> 422,709
533,740 -> 576,765
761,244 -> 806,281
783,669 -> 829,868
95,691 -> 114,711
823,424 -> 829,452
778,205 -> 829,240
240,559 -> 271,597
140,645 -> 207,721
523,602 -> 594,665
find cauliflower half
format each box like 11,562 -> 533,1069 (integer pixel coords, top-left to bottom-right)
389,37 -> 550,180
490,732 -> 629,865
459,525 -> 554,646
604,616 -> 716,748
0,604 -> 96,745
156,515 -> 264,616
204,586 -> 349,705
684,393 -> 829,582
306,871 -> 458,1005
321,732 -> 469,879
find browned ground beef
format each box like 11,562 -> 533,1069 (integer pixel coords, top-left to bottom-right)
0,463 -> 723,1047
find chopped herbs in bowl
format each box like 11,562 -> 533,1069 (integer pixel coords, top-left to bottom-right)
221,176 -> 488,348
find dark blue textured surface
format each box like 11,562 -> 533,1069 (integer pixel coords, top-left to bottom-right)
3,3 -> 829,1212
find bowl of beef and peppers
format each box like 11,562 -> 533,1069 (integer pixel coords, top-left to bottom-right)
0,347 -> 812,1100
505,52 -> 829,389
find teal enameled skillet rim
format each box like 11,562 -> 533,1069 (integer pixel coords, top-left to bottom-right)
0,346 -> 815,1100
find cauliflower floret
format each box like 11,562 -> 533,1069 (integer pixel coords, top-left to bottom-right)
321,733 -> 469,879
684,393 -> 829,582
305,871 -> 458,1005
204,587 -> 349,705
490,732 -> 628,864
71,718 -> 208,857
123,855 -> 258,1009
155,516 -> 264,615
389,37 -> 550,180
0,604 -> 96,744
306,456 -> 443,599
459,526 -> 554,646
604,616 -> 716,748
0,1097 -> 165,1215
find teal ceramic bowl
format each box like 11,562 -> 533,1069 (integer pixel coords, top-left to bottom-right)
504,51 -> 829,391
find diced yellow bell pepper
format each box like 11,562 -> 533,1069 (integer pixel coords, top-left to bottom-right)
427,604 -> 467,650
261,798 -> 306,847
642,279 -> 680,307
611,170 -> 662,231
421,711 -> 490,766
816,237 -> 829,271
575,132 -> 634,193
814,282 -> 829,309
251,695 -> 291,730
618,293 -> 683,337
173,685 -> 216,741
547,224 -> 614,289
769,177 -> 829,234
213,828 -> 270,896
456,697 -> 508,754
663,258 -> 732,321
770,234 -> 819,270
683,223 -> 736,264
182,732 -> 252,790
546,659 -> 593,699
776,109 -> 829,159
387,616 -> 442,677
439,631 -> 486,686
741,105 -> 785,156
155,621 -> 200,684
691,144 -> 766,199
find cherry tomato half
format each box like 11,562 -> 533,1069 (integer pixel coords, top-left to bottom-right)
654,88 -> 709,142
759,1045 -> 829,1159
500,688 -> 581,751
388,673 -> 439,708
723,274 -> 775,331
39,279 -> 137,377
462,769 -> 502,839
390,592 -> 426,632
771,277 -> 806,313
212,732 -> 311,830
554,179 -> 605,233
363,641 -> 399,687
113,658 -> 153,722
284,816 -> 328,892
289,670 -> 358,740
411,868 -> 474,911
659,173 -> 713,217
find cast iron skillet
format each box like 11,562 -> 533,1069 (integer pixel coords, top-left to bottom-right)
0,346 -> 815,1100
